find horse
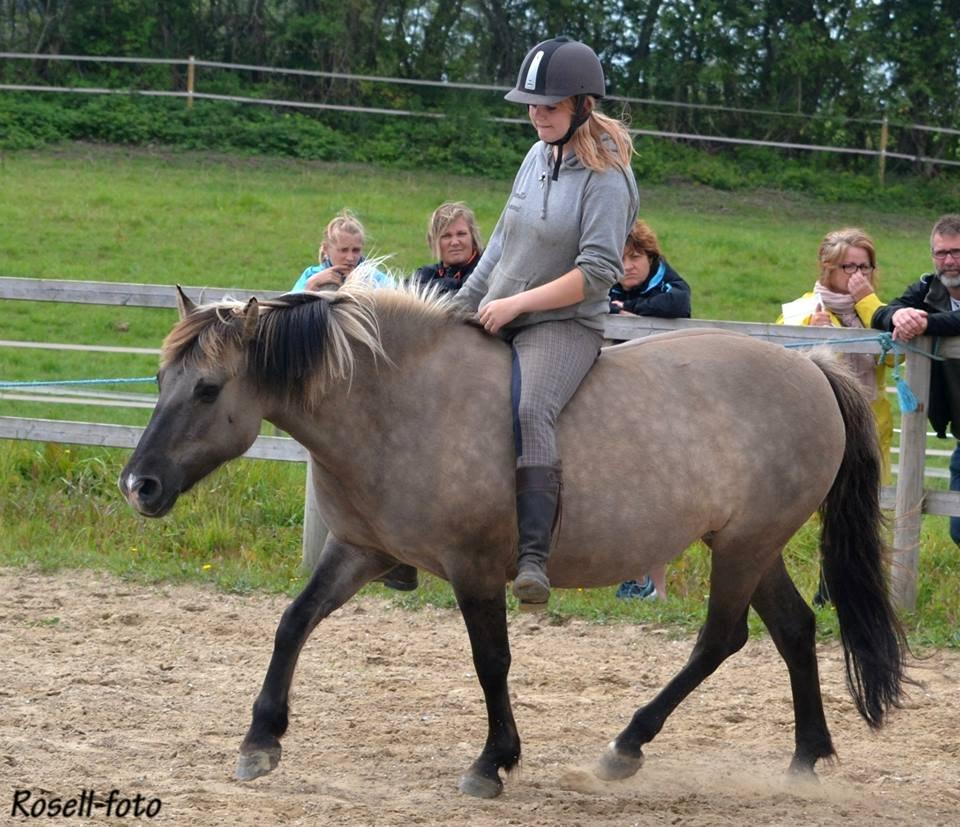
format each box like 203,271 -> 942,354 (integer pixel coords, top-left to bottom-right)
119,282 -> 906,799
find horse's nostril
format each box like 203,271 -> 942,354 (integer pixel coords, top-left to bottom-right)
130,475 -> 162,504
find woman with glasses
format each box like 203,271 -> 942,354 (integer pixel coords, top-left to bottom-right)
779,227 -> 892,606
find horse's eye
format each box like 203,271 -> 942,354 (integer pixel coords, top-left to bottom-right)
194,382 -> 221,403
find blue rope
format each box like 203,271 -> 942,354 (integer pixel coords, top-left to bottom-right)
876,334 -> 920,413
0,376 -> 155,389
784,331 -> 943,414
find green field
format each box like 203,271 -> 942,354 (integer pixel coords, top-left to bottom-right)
0,144 -> 957,647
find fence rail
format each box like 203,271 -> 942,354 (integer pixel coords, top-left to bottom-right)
3,51 -> 958,134
4,52 -> 960,171
3,276 -> 957,610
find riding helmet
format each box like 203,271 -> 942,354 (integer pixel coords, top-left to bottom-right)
504,37 -> 606,105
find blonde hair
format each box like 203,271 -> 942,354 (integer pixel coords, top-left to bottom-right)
818,227 -> 878,292
562,97 -> 634,172
319,208 -> 366,262
426,202 -> 483,262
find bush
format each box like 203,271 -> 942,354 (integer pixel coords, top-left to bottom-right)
2,92 -> 959,210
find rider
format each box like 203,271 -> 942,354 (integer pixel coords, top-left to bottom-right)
454,37 -> 639,605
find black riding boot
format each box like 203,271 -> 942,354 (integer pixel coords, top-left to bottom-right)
512,464 -> 562,605
375,564 -> 419,592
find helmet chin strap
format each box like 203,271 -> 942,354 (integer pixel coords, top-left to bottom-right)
546,95 -> 592,181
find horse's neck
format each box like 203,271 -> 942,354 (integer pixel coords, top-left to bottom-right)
264,314 -> 437,457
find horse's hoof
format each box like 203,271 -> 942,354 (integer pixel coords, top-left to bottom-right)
594,742 -> 644,781
786,763 -> 820,786
236,745 -> 282,781
458,770 -> 503,799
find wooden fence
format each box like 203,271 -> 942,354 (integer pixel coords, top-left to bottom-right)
3,275 -> 959,611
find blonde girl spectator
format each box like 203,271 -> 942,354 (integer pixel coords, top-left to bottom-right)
292,209 -> 392,292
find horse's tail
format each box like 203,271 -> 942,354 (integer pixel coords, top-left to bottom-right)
812,351 -> 907,728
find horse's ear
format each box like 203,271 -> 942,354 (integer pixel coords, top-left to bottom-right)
240,297 -> 259,341
175,285 -> 197,320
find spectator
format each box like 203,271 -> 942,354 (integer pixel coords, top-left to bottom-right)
375,203 -> 486,593
613,219 -> 689,602
871,213 -> 960,545
291,209 -> 392,292
413,202 -> 484,294
454,36 -> 639,605
609,219 -> 691,319
292,209 -> 408,592
780,227 -> 893,481
780,228 -> 893,605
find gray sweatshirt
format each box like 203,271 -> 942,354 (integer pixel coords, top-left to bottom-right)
455,140 -> 639,331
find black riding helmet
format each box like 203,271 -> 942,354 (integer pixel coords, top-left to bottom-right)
505,37 -> 606,180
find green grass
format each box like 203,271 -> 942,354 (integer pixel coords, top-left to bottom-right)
1,144 -> 958,649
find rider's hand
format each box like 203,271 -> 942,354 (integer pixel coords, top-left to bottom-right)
478,296 -> 523,334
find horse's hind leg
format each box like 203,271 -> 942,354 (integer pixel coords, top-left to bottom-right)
750,555 -> 835,777
595,550 -> 758,781
236,535 -> 391,781
450,579 -> 520,799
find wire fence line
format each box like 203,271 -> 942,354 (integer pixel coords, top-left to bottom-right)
5,78 -> 959,169
6,74 -> 949,164
1,50 -> 952,132
0,83 -> 450,119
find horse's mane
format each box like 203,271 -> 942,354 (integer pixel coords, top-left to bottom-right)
161,278 -> 469,409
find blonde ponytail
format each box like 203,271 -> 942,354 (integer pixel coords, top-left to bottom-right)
570,99 -> 634,172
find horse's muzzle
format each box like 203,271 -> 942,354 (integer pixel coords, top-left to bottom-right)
119,472 -> 174,517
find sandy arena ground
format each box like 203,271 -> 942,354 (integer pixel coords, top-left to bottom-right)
1,568 -> 958,825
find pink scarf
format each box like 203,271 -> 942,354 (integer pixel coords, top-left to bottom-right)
814,281 -> 877,400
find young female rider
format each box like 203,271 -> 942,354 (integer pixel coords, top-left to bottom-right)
454,37 -> 639,605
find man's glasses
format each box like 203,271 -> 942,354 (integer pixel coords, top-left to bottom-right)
932,248 -> 960,262
839,263 -> 875,274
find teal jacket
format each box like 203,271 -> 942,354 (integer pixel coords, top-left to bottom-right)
291,261 -> 394,292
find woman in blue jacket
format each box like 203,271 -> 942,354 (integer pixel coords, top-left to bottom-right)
609,219 -> 691,319
612,220 -> 690,602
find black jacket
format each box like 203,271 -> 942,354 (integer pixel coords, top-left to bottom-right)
872,273 -> 960,438
608,258 -> 691,318
412,253 -> 480,295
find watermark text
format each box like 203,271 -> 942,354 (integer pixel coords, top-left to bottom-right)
11,789 -> 162,819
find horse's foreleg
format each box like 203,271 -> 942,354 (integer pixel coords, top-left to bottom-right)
750,556 -> 835,777
236,536 -> 389,781
596,557 -> 757,782
451,581 -> 519,799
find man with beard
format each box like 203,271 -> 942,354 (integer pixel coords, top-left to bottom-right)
872,213 -> 960,543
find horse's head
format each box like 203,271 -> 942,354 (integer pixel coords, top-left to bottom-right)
119,287 -> 265,517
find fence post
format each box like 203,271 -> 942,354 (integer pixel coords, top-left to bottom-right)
891,340 -> 932,610
878,114 -> 889,186
301,459 -> 329,572
186,55 -> 195,109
